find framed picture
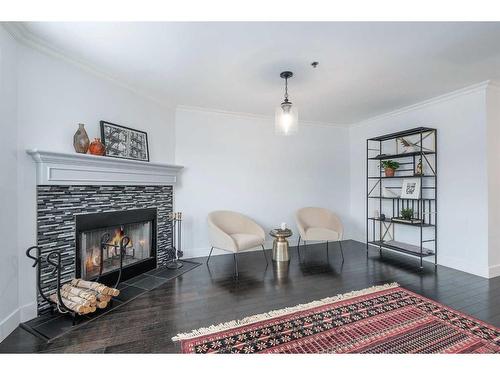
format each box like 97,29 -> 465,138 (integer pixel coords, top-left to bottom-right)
100,121 -> 149,162
400,178 -> 421,199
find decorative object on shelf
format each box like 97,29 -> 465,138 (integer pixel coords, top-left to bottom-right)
382,187 -> 399,198
275,71 -> 298,136
381,160 -> 400,177
398,135 -> 433,154
100,121 -> 149,161
391,208 -> 423,224
391,217 -> 422,224
379,213 -> 386,221
400,178 -> 421,199
373,209 -> 380,219
73,123 -> 90,154
166,212 -> 183,269
415,158 -> 424,175
88,138 -> 106,156
401,208 -> 413,220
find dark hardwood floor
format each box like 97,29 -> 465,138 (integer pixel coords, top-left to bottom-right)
2,240 -> 500,353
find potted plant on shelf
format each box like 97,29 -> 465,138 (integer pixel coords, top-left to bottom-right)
401,208 -> 413,220
391,208 -> 422,224
381,160 -> 400,177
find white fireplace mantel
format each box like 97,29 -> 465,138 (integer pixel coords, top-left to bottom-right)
27,149 -> 183,186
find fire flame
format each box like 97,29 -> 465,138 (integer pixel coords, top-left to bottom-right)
111,227 -> 133,249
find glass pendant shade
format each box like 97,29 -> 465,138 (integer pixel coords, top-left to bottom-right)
275,101 -> 298,136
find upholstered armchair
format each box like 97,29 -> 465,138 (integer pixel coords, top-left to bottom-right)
295,207 -> 344,262
207,210 -> 267,276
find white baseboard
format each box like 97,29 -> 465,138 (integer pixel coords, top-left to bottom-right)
0,308 -> 20,343
0,301 -> 37,343
489,263 -> 500,278
20,302 -> 37,323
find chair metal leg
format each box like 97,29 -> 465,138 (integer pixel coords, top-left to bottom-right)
206,247 -> 214,264
326,241 -> 329,260
261,245 -> 268,265
297,236 -> 302,262
339,241 -> 345,262
233,253 -> 239,278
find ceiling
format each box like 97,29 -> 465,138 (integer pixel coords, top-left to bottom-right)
15,22 -> 500,124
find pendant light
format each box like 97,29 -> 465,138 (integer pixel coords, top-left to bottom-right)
275,71 -> 298,135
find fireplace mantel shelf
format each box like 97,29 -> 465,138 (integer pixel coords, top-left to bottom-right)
27,149 -> 183,186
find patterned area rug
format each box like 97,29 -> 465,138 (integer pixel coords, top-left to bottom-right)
172,283 -> 500,353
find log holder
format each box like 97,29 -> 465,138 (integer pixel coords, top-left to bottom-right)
25,234 -> 130,327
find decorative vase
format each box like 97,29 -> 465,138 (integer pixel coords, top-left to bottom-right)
88,138 -> 106,156
73,123 -> 90,154
384,167 -> 395,177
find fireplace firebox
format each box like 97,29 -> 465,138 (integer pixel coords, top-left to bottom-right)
75,208 -> 157,285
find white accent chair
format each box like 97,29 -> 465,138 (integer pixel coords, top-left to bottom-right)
207,210 -> 267,276
295,207 -> 344,262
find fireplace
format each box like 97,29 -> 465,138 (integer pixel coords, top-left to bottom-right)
75,208 -> 157,285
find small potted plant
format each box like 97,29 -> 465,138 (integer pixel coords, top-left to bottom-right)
381,160 -> 400,177
401,208 -> 414,220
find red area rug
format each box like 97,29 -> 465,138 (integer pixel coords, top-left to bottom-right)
172,283 -> 500,353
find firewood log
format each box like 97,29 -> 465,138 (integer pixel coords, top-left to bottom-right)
80,288 -> 113,302
59,289 -> 91,307
96,300 -> 108,309
49,294 -> 86,314
70,279 -> 110,295
61,284 -> 96,303
70,279 -> 120,296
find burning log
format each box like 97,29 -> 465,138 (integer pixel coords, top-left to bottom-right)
70,279 -> 120,297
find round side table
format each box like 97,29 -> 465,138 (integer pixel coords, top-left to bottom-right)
270,228 -> 293,262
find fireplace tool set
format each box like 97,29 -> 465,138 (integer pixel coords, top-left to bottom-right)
166,211 -> 183,269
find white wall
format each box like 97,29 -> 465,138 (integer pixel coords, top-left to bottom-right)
486,84 -> 500,278
349,85 -> 491,277
174,108 -> 351,258
0,26 -> 19,342
15,44 -> 176,323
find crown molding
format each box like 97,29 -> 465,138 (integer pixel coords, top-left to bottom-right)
175,105 -> 350,129
2,22 -> 174,110
353,80 -> 494,128
487,80 -> 500,91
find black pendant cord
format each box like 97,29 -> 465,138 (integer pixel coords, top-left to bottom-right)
284,77 -> 289,102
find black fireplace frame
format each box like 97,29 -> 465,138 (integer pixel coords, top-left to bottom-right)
75,208 -> 157,286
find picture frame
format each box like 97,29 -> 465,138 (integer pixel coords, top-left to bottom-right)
400,178 -> 421,199
100,121 -> 150,162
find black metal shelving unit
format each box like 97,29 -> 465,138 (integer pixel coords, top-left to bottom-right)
366,127 -> 437,270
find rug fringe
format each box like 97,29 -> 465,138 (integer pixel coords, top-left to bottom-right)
171,282 -> 399,342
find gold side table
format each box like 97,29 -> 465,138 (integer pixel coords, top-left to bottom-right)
270,228 -> 293,262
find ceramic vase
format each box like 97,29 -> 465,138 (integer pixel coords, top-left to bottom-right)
89,138 -> 106,156
73,123 -> 90,154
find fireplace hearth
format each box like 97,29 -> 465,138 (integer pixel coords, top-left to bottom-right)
76,208 -> 157,286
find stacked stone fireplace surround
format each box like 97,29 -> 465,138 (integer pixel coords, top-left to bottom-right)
36,185 -> 173,313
